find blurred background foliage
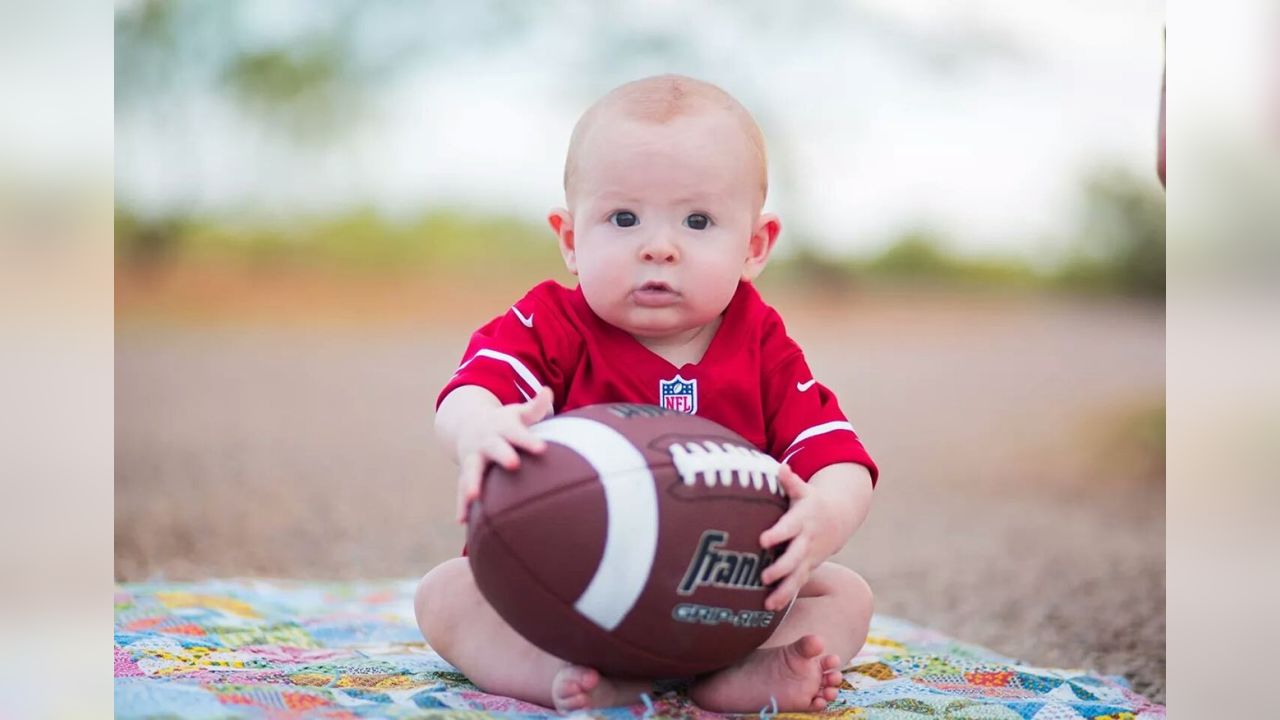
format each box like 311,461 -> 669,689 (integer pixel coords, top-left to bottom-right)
116,163 -> 1165,297
115,0 -> 1166,308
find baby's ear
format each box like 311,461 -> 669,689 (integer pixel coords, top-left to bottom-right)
548,208 -> 578,275
742,213 -> 781,281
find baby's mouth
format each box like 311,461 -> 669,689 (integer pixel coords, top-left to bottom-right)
632,281 -> 680,307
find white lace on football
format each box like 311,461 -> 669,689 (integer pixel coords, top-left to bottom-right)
668,441 -> 784,496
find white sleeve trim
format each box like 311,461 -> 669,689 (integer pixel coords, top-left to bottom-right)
783,421 -> 855,454
454,348 -> 545,395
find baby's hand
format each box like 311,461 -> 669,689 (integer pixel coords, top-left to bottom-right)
455,387 -> 553,523
758,464 -> 841,611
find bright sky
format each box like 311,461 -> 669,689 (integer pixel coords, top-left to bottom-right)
115,1 -> 1167,257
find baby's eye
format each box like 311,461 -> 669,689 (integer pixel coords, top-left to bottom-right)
684,213 -> 711,230
610,211 -> 638,228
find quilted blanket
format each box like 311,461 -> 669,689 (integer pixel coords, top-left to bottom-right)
115,580 -> 1164,719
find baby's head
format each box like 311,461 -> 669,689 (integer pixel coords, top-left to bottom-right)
548,75 -> 781,341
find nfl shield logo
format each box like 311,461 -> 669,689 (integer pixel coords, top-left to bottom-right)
659,374 -> 699,414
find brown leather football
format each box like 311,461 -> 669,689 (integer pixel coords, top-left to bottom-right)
466,403 -> 792,678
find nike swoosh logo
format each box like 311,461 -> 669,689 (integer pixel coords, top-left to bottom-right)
511,306 -> 534,328
797,379 -> 817,392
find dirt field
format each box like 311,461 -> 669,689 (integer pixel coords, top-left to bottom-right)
116,281 -> 1165,701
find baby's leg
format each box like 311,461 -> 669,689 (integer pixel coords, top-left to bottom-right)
689,562 -> 873,713
414,557 -> 651,711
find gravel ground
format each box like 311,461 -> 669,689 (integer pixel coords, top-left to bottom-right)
116,289 -> 1165,702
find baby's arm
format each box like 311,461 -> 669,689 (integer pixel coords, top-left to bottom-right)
802,462 -> 874,548
436,385 -> 553,522
758,462 -> 873,611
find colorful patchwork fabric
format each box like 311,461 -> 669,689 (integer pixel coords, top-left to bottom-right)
115,580 -> 1164,719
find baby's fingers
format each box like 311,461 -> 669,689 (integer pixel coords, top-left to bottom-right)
777,464 -> 807,500
760,511 -> 803,550
456,453 -> 485,523
765,573 -> 804,613
765,557 -> 810,612
761,534 -> 808,586
518,386 -> 554,424
502,423 -> 547,455
483,436 -> 521,471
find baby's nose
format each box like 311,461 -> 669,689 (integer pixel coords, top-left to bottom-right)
641,235 -> 679,263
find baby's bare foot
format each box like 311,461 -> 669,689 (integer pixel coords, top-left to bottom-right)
551,665 -> 648,714
689,635 -> 844,713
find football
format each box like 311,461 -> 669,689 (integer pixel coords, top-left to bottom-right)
466,403 -> 792,678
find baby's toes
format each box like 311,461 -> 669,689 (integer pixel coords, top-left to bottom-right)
575,668 -> 600,692
823,669 -> 843,688
551,666 -> 599,711
820,654 -> 841,672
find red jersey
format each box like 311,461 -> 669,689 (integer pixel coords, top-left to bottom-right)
437,280 -> 877,484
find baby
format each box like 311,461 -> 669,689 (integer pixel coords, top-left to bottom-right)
416,74 -> 879,714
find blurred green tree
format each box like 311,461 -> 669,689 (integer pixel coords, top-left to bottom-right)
1057,168 -> 1166,297
866,229 -> 951,278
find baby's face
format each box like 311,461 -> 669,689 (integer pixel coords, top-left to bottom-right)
562,111 -> 767,341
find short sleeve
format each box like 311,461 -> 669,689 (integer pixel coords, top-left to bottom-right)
761,313 -> 878,486
436,285 -> 580,409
